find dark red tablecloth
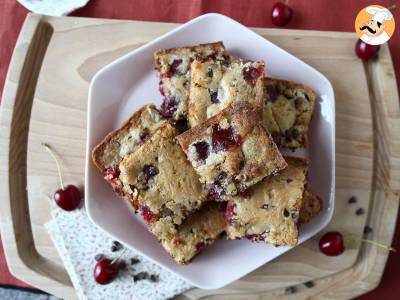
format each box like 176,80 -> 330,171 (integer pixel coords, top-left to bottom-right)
0,0 -> 399,298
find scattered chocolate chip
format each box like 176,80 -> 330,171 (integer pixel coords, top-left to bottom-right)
112,241 -> 122,250
174,119 -> 188,133
239,160 -> 245,170
364,225 -> 373,234
150,274 -> 159,282
118,260 -> 127,270
111,245 -> 118,252
348,196 -> 357,204
130,258 -> 140,265
94,254 -> 103,261
304,281 -> 314,288
285,286 -> 296,294
356,208 -> 365,216
283,208 -> 290,218
207,68 -> 213,77
261,204 -> 269,209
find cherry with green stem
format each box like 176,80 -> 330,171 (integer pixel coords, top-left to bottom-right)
42,143 -> 82,211
271,0 -> 293,27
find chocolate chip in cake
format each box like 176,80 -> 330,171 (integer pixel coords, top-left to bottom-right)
265,84 -> 278,102
139,128 -> 150,142
304,281 -> 315,288
356,208 -> 365,216
261,204 -> 269,209
174,118 -> 188,133
207,68 -> 213,77
285,286 -> 296,294
348,196 -> 357,204
94,254 -> 104,261
364,225 -> 373,234
210,90 -> 219,104
283,208 -> 290,218
286,178 -> 293,183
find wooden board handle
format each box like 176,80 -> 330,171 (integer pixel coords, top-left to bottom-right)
0,13 -> 72,292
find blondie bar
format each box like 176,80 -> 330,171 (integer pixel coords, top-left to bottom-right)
188,59 -> 265,127
263,78 -> 316,148
154,42 -> 226,121
299,188 -> 322,224
177,101 -> 287,200
225,156 -> 308,246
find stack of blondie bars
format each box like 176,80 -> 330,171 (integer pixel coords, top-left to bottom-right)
92,42 -> 321,264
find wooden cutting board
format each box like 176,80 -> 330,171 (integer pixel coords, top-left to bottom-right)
1,13 -> 399,299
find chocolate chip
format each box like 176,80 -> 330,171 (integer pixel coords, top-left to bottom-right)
286,178 -> 293,183
239,160 -> 245,170
283,208 -> 290,218
348,196 -> 357,204
210,90 -> 219,104
139,128 -> 150,142
94,254 -> 103,261
112,241 -> 122,250
118,260 -> 127,270
356,208 -> 365,216
304,281 -> 314,288
150,274 -> 159,282
261,204 -> 269,209
207,68 -> 213,77
174,119 -> 188,133
285,286 -> 296,294
364,225 -> 373,234
111,245 -> 118,252
130,258 -> 140,265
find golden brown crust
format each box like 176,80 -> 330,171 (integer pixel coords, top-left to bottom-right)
188,59 -> 265,128
177,101 -> 287,199
263,77 -> 316,148
226,156 -> 309,246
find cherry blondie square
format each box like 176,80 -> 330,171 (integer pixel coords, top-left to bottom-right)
178,101 -> 287,200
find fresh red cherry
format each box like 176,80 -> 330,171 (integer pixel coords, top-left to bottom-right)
94,258 -> 119,285
54,185 -> 82,211
355,39 -> 380,61
42,143 -> 82,211
271,1 -> 293,26
319,231 -> 345,256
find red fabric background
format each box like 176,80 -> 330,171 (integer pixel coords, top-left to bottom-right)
0,0 -> 399,298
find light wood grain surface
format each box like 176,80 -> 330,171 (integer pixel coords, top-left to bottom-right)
0,13 -> 399,299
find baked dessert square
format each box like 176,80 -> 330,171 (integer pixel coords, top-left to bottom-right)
118,123 -> 208,239
154,42 -> 226,122
299,188 -> 322,224
161,202 -> 225,264
263,78 -> 316,149
92,104 -> 167,200
225,156 -> 308,246
188,59 -> 265,127
177,101 -> 287,200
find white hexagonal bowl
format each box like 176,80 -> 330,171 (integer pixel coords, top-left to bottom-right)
85,13 -> 335,289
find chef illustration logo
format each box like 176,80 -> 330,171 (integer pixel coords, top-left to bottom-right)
355,5 -> 395,45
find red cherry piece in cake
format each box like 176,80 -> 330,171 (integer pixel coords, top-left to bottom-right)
271,1 -> 293,26
105,166 -> 120,180
54,185 -> 82,211
160,96 -> 178,118
193,141 -> 210,161
242,66 -> 263,85
355,39 -> 380,60
164,59 -> 183,77
319,231 -> 345,256
238,188 -> 252,199
195,242 -> 206,253
138,204 -> 159,223
211,124 -> 240,152
210,90 -> 219,104
93,258 -> 119,285
225,201 -> 235,225
245,234 -> 257,240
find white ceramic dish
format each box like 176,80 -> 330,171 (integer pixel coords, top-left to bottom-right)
85,13 -> 335,289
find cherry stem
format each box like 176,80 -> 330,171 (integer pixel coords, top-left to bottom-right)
347,236 -> 396,252
42,143 -> 64,190
110,247 -> 127,266
285,0 -> 289,5
388,4 -> 396,11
